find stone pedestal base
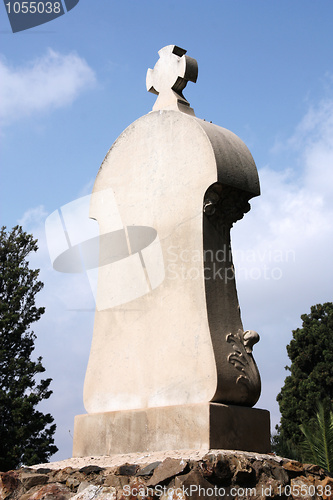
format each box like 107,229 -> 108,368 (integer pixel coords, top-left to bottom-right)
73,403 -> 270,457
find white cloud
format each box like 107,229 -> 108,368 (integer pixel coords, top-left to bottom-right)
18,205 -> 48,229
232,96 -> 333,432
293,99 -> 333,201
0,49 -> 96,126
234,97 -> 333,291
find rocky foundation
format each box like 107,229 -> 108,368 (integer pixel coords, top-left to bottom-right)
1,451 -> 332,500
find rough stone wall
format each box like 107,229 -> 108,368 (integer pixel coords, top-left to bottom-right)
1,452 -> 333,500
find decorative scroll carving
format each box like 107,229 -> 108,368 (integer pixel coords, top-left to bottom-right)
243,329 -> 260,354
204,182 -> 251,229
227,330 -> 260,398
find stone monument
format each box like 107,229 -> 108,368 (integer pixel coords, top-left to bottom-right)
73,45 -> 270,456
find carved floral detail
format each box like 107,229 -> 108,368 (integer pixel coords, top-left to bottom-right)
243,330 -> 260,354
226,329 -> 260,393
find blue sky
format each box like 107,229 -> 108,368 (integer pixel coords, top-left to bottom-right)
1,1 -> 333,461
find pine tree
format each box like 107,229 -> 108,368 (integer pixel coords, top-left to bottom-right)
275,303 -> 333,457
0,226 -> 58,471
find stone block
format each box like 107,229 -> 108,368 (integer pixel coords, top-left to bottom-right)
73,403 -> 270,457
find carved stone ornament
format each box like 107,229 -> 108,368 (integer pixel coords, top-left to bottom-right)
227,330 -> 260,401
146,45 -> 198,115
203,182 -> 252,228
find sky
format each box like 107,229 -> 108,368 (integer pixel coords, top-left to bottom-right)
1,0 -> 333,462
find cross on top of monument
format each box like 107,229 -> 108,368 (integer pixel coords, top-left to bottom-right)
146,45 -> 198,115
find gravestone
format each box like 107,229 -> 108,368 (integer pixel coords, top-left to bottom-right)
73,45 -> 270,456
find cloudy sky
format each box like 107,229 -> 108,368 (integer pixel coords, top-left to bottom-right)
1,1 -> 333,461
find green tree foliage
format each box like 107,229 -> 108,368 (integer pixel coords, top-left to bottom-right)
0,226 -> 58,471
274,303 -> 333,458
300,403 -> 333,472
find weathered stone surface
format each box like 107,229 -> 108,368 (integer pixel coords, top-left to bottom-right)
71,485 -> 116,499
175,470 -> 219,500
210,454 -> 233,484
282,461 -> 304,476
290,475 -> 316,500
78,466 -> 104,476
0,471 -> 20,499
20,473 -> 48,490
159,486 -> 186,500
135,462 -> 161,477
232,457 -> 255,485
76,482 -> 91,494
269,464 -> 290,485
65,478 -> 80,491
317,476 -> 333,500
50,468 -> 76,484
23,482 -> 72,499
2,451 -> 333,499
256,477 -> 283,499
146,458 -> 187,486
117,478 -> 149,500
117,464 -> 138,477
196,455 -> 215,480
104,475 -> 129,489
303,463 -> 326,477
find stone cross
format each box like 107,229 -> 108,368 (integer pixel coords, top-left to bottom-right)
73,46 -> 270,457
146,45 -> 198,114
